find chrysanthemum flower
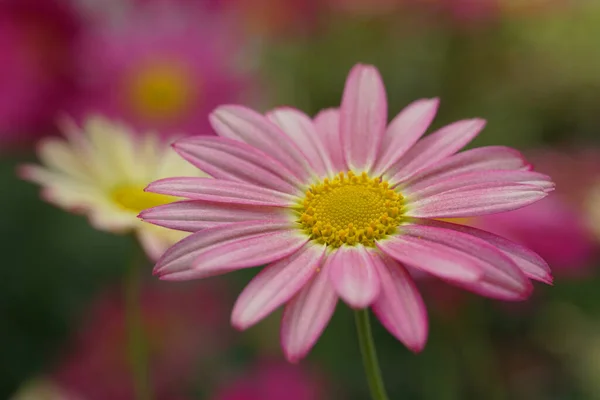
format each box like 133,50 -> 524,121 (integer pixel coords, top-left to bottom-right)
67,3 -> 249,138
141,64 -> 554,362
19,116 -> 203,260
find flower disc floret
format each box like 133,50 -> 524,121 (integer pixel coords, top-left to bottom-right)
298,171 -> 404,247
111,184 -> 176,213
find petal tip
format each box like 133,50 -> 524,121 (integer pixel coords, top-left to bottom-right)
539,273 -> 554,286
427,97 -> 441,107
281,346 -> 304,364
230,317 -> 247,331
15,165 -> 33,180
408,342 -> 427,353
472,118 -> 487,128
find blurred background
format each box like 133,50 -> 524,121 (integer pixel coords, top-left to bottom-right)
2,0 -> 600,399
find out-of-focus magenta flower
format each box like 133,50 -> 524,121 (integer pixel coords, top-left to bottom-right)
52,281 -> 231,400
469,197 -> 596,276
459,148 -> 600,276
67,3 -> 250,137
0,0 -> 80,148
211,361 -> 331,400
529,149 -> 600,245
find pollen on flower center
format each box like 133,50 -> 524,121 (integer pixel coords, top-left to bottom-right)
128,61 -> 195,120
298,171 -> 404,247
112,184 -> 176,213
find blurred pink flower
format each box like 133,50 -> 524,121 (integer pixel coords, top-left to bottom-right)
0,0 -> 80,148
530,148 -> 600,246
211,361 -> 330,400
460,148 -> 600,276
52,281 -> 231,400
469,197 -> 596,276
66,3 -> 250,138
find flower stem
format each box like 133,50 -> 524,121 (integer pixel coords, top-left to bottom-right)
125,242 -> 153,400
355,309 -> 390,400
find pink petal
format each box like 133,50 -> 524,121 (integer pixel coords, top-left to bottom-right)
174,136 -> 303,195
376,235 -> 483,282
146,177 -> 298,207
371,98 -> 439,176
386,119 -> 486,184
267,108 -> 334,177
399,222 -> 532,300
281,258 -> 338,363
405,182 -> 549,218
400,146 -> 531,189
139,200 -> 290,232
405,170 -> 554,199
231,243 -> 326,330
313,108 -> 346,172
155,221 -> 306,280
210,105 -> 314,182
340,64 -> 387,171
413,218 -> 552,284
328,246 -> 381,309
371,254 -> 428,352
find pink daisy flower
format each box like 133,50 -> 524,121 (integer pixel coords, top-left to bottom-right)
67,3 -> 249,138
140,64 -> 554,362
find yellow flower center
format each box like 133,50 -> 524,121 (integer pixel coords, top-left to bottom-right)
128,61 -> 195,121
298,171 -> 404,248
111,185 -> 176,213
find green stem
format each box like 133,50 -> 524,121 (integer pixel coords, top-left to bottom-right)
125,243 -> 153,400
355,309 -> 390,400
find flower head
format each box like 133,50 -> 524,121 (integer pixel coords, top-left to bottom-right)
67,3 -> 249,137
141,64 -> 554,361
19,116 -> 203,260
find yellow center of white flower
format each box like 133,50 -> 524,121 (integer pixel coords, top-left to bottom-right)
128,61 -> 195,121
298,171 -> 404,248
111,185 -> 176,213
